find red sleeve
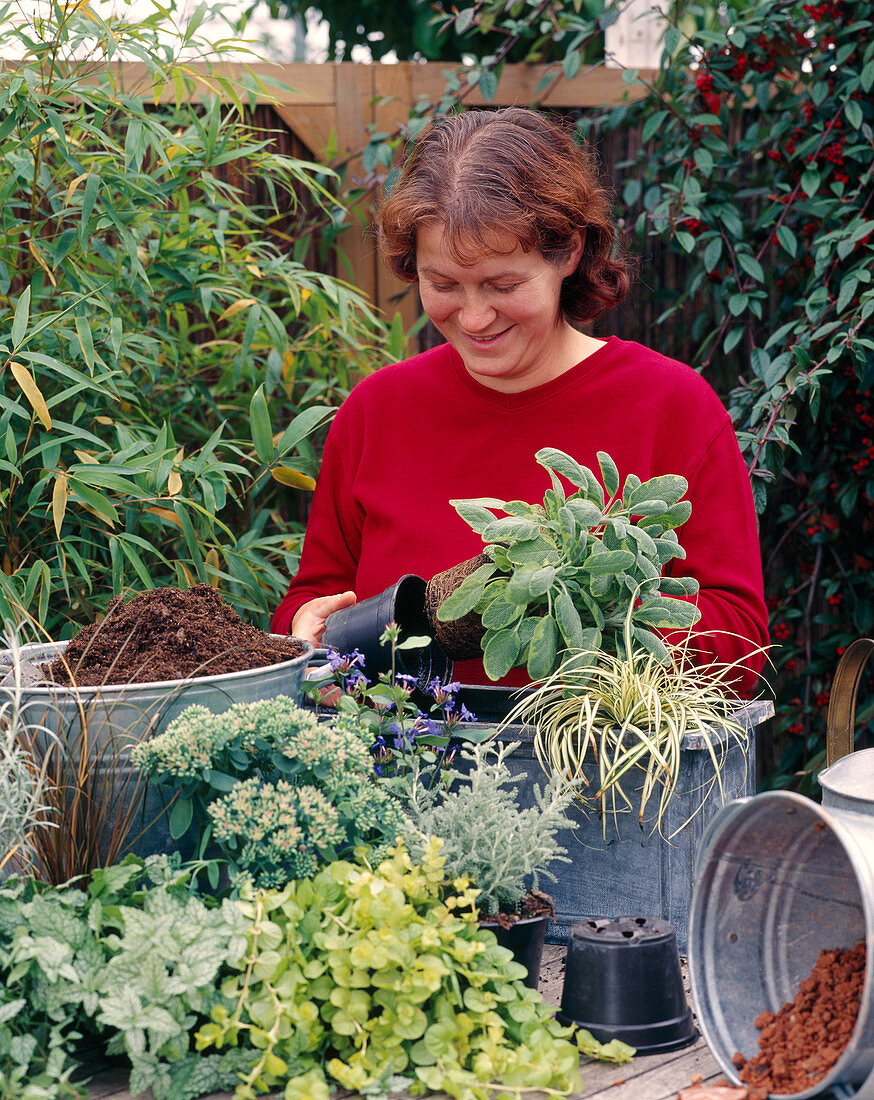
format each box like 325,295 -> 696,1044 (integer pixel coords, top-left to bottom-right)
663,417 -> 769,698
271,403 -> 364,635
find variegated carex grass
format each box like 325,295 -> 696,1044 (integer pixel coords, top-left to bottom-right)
503,605 -> 766,840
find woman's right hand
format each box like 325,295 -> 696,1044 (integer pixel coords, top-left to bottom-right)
291,591 -> 357,648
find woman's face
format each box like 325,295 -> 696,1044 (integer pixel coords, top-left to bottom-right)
416,222 -> 583,393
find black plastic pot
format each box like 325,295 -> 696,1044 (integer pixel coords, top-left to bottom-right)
486,914 -> 550,989
322,574 -> 453,690
558,916 -> 697,1053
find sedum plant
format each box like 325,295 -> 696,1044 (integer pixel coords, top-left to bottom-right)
132,696 -> 407,887
437,447 -> 701,681
401,741 -> 576,915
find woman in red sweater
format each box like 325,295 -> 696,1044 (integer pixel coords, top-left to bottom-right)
272,108 -> 768,695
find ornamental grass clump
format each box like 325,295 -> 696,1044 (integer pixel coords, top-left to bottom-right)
505,607 -> 758,841
401,741 -> 576,915
0,631 -> 56,874
132,696 -> 406,887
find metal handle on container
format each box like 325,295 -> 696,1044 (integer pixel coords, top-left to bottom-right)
826,638 -> 874,766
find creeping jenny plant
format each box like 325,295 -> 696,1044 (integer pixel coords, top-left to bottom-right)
198,841 -> 633,1098
437,448 -> 701,680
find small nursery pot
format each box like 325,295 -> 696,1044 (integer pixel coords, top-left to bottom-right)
323,574 -> 453,690
486,914 -> 550,990
558,916 -> 697,1053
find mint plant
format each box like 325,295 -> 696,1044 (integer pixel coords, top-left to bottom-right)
437,447 -> 700,680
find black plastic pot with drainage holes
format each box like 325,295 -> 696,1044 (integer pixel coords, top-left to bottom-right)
558,916 -> 697,1053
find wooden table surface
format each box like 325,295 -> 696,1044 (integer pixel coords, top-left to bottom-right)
84,945 -> 725,1100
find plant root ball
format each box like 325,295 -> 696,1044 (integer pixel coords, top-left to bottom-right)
425,553 -> 490,660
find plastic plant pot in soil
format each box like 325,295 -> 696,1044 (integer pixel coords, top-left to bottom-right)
485,914 -> 550,990
322,574 -> 453,691
0,637 -> 313,861
688,791 -> 874,1099
451,690 -> 773,953
559,916 -> 697,1053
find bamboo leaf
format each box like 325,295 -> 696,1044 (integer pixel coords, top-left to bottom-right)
79,174 -> 99,241
66,476 -> 118,527
271,466 -> 316,491
75,316 -> 95,371
28,239 -> 57,286
11,286 -> 31,347
167,469 -> 183,496
276,404 -> 335,455
145,506 -> 182,527
9,362 -> 51,429
52,472 -> 67,537
249,385 -> 273,464
218,297 -> 258,322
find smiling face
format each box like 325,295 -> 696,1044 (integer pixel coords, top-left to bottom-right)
416,221 -> 592,393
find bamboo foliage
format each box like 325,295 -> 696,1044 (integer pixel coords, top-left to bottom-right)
0,0 -> 391,636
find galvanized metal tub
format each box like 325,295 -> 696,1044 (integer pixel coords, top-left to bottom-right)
689,791 -> 874,1098
1,637 -> 313,860
460,695 -> 773,953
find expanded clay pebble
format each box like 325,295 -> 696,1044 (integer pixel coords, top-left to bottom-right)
734,941 -> 866,1097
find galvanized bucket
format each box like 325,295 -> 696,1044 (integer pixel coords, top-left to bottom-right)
819,637 -> 874,816
1,637 -> 313,861
1,638 -> 313,749
689,791 -> 874,1098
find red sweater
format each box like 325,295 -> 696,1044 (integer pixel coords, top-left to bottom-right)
273,338 -> 768,695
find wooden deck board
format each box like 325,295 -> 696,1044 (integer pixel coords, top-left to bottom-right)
84,945 -> 721,1100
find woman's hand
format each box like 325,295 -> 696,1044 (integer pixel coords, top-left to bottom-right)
291,591 -> 357,647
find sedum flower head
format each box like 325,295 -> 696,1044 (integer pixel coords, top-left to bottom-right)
134,694 -> 408,888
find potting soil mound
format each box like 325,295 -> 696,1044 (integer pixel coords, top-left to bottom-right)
46,585 -> 306,687
734,940 -> 866,1097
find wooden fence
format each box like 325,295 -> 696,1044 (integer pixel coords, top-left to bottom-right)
118,61 -> 658,342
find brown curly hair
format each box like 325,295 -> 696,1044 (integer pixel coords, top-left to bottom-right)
378,108 -> 633,328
